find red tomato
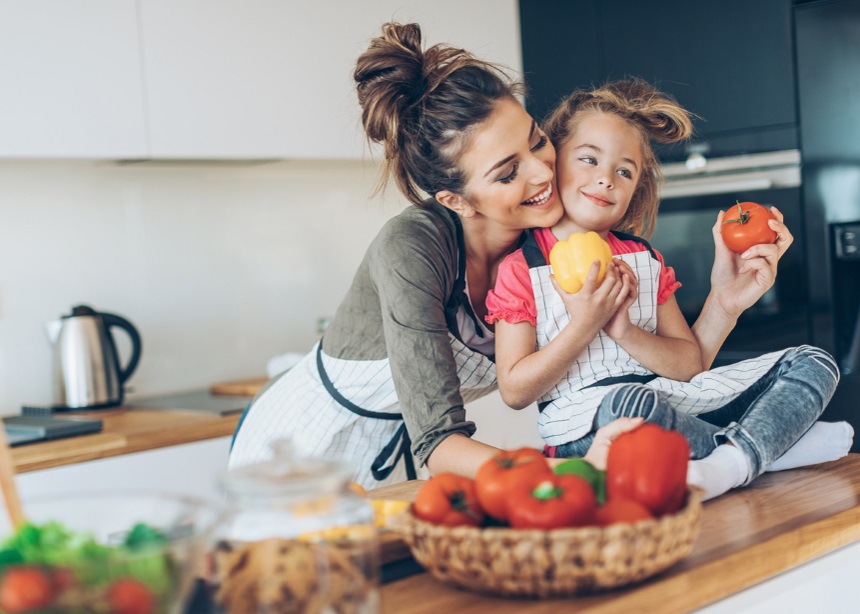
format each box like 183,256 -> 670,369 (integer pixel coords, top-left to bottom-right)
413,473 -> 485,527
107,578 -> 155,614
594,498 -> 654,526
606,423 -> 690,516
0,566 -> 55,613
475,447 -> 551,521
508,473 -> 597,529
720,201 -> 777,254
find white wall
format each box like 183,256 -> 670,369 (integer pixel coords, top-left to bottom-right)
0,159 -> 543,448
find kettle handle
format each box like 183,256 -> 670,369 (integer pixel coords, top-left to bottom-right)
100,312 -> 142,384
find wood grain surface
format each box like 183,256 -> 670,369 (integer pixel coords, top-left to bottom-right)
209,376 -> 268,397
11,409 -> 240,474
374,455 -> 860,613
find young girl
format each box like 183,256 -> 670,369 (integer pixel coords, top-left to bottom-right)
487,80 -> 850,500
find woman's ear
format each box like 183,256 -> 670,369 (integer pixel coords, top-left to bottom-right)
436,190 -> 476,218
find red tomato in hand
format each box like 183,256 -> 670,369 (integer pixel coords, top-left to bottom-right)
413,473 -> 484,527
0,566 -> 55,613
594,498 -> 654,526
720,201 -> 777,254
508,473 -> 597,529
475,447 -> 551,521
107,578 -> 155,614
606,423 -> 690,516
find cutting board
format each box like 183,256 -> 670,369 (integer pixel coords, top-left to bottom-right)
209,376 -> 268,397
369,481 -> 422,566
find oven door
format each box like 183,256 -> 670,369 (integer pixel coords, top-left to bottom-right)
652,153 -> 809,366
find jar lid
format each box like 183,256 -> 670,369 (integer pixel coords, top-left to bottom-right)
222,439 -> 354,501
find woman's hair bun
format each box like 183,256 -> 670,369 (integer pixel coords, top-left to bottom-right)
354,22 -> 430,146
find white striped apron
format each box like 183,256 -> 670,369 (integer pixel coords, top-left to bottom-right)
227,336 -> 496,490
524,230 -> 787,447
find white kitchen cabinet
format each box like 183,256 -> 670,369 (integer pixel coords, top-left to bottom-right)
0,1 -> 520,160
0,1 -> 148,158
137,0 -> 522,159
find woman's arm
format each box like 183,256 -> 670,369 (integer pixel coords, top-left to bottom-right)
693,207 -> 793,369
606,295 -> 703,381
494,261 -> 628,409
426,416 -> 645,477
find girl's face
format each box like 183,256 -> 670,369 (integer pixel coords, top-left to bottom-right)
438,98 -> 562,232
555,112 -> 643,237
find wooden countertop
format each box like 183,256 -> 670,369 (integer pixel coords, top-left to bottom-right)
11,408 -> 241,474
372,455 -> 860,614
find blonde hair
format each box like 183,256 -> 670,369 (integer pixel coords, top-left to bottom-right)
354,22 -> 520,207
543,79 -> 693,238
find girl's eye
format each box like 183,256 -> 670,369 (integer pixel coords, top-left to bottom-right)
579,156 -> 597,165
617,168 -> 633,179
498,163 -> 519,184
530,135 -> 548,151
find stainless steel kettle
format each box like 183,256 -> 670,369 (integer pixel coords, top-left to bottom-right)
45,305 -> 142,409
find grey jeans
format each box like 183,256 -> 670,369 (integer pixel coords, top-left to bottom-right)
555,345 -> 841,483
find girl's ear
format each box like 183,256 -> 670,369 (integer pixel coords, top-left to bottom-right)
436,190 -> 476,218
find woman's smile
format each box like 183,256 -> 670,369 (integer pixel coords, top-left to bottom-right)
522,183 -> 554,207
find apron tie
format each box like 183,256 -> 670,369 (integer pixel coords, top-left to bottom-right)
317,341 -> 417,481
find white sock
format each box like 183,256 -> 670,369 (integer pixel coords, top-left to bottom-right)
687,444 -> 751,502
767,421 -> 854,472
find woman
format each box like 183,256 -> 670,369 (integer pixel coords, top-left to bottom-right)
228,23 -> 801,489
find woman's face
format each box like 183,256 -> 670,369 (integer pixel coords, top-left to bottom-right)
440,98 -> 563,232
554,112 -> 643,237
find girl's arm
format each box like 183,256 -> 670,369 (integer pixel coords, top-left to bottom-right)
495,261 -> 629,409
693,208 -> 793,369
605,293 -> 703,381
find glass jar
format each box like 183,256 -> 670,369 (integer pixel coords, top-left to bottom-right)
208,440 -> 379,614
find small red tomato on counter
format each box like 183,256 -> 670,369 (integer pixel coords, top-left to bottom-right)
606,423 -> 690,516
413,473 -> 485,527
594,498 -> 654,527
720,201 -> 777,254
508,473 -> 597,530
0,566 -> 56,613
475,447 -> 551,521
107,577 -> 155,614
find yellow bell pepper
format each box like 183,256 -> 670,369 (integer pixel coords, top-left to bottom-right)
549,231 -> 613,294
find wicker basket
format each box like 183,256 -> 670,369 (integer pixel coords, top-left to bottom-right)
389,487 -> 703,598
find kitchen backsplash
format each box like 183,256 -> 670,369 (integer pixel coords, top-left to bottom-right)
0,159 -> 402,411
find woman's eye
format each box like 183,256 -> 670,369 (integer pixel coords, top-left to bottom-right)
530,135 -> 548,151
499,163 -> 519,184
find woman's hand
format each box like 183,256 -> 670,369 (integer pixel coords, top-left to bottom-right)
581,416 -> 644,470
709,206 -> 793,319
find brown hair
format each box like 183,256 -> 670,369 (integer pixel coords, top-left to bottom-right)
354,22 -> 520,206
543,79 -> 693,238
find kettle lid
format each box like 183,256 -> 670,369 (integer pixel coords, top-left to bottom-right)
64,304 -> 98,319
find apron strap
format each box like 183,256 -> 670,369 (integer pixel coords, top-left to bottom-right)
537,373 -> 659,412
443,209 -> 485,341
522,229 -> 547,268
316,341 -> 417,481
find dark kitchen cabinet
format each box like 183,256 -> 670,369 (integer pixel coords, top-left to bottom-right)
519,0 -> 798,161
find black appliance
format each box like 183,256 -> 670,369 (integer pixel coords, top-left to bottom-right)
795,0 -> 860,445
519,0 -> 798,162
650,150 -> 808,364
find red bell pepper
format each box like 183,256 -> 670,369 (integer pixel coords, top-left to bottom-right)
605,423 -> 690,516
508,473 -> 597,529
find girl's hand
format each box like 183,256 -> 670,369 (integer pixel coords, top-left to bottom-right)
582,416 -> 644,470
603,259 -> 639,340
552,260 -> 627,332
709,206 -> 793,319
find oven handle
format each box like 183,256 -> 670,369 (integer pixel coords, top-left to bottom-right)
660,178 -> 773,199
